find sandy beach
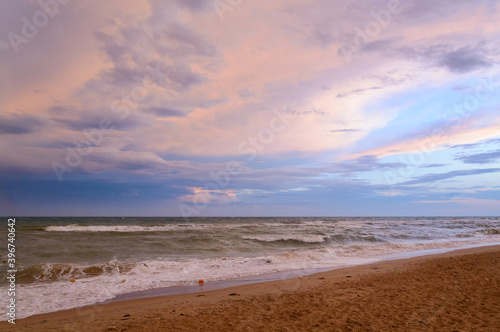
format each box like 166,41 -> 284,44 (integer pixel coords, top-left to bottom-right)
2,245 -> 500,332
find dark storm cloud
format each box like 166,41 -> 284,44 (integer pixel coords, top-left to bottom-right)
0,177 -> 189,216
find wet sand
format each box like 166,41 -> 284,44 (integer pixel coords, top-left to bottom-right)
2,245 -> 500,331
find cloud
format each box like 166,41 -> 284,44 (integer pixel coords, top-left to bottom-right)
438,46 -> 492,73
178,187 -> 238,205
402,168 -> 500,185
238,88 -> 256,99
356,113 -> 500,160
330,129 -> 362,133
92,15 -> 218,93
0,41 -> 9,51
173,0 -> 211,11
0,113 -> 46,135
326,155 -> 405,173
414,197 -> 500,214
335,87 -> 381,99
52,108 -> 147,131
361,39 -> 396,53
97,62 -> 206,92
395,42 -> 494,73
419,164 -> 450,168
450,142 -> 485,149
451,138 -> 500,150
456,150 -> 500,164
416,197 -> 500,204
100,65 -> 152,87
145,107 -> 187,117
2,0 -> 500,216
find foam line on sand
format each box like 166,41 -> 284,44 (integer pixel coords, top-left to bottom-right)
2,245 -> 500,331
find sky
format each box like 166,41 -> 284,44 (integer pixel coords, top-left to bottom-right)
1,0 -> 500,216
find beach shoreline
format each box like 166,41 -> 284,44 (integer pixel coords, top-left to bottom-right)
5,216 -> 499,321
102,240 -> 500,304
2,244 -> 500,331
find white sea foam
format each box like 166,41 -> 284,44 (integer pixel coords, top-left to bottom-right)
3,217 -> 499,321
45,224 -> 210,232
3,236 -> 500,320
44,223 -> 310,232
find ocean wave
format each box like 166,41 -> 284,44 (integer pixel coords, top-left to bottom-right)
10,261 -> 136,285
3,237 -> 500,320
240,234 -> 329,244
329,233 -> 386,243
481,228 -> 500,235
44,222 -> 333,232
44,224 -> 214,232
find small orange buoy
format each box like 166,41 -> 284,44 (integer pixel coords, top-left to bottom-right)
18,263 -> 22,265
2,259 -> 5,263
121,279 -> 126,283
41,273 -> 45,277
198,279 -> 204,284
71,279 -> 76,282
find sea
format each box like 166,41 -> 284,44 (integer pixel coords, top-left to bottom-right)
1,216 -> 500,320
